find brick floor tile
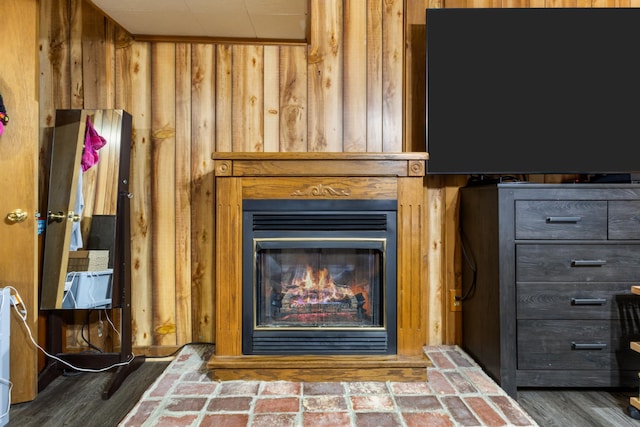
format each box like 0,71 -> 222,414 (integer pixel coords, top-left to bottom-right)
119,400 -> 160,426
148,373 -> 181,397
251,413 -> 298,427
200,413 -> 250,427
395,395 -> 442,412
260,381 -> 302,396
490,395 -> 535,426
219,381 -> 261,396
402,412 -> 456,427
445,371 -> 478,394
181,371 -> 209,382
303,382 -> 345,395
464,370 -> 502,394
427,370 -> 457,395
389,381 -> 431,395
465,396 -> 508,426
154,414 -> 199,427
350,394 -> 395,411
165,397 -> 208,412
442,396 -> 481,426
254,397 -> 300,413
207,396 -> 253,412
427,350 -> 456,369
348,381 -> 389,394
173,382 -> 218,396
302,411 -> 351,427
356,412 -> 403,427
447,350 -> 475,368
302,395 -> 348,411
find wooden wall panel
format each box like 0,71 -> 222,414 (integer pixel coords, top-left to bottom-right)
125,39 -> 154,348
175,43 -> 193,344
308,0 -> 343,152
40,0 -> 614,356
191,44 -> 216,343
367,0 -> 384,152
280,46 -> 308,152
232,46 -> 264,152
382,0 -> 404,152
215,45 -> 233,152
343,0 -> 368,152
263,46 -> 280,152
150,43 -> 178,346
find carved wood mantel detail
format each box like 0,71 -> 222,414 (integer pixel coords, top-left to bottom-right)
209,152 -> 431,382
290,183 -> 351,197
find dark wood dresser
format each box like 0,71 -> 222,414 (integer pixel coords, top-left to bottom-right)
460,183 -> 640,398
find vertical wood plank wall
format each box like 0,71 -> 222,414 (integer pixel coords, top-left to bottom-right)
37,0 -> 636,353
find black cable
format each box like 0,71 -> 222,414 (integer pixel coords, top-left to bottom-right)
458,223 -> 477,302
81,309 -> 104,353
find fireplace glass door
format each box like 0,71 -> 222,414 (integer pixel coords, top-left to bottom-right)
255,241 -> 384,329
242,199 -> 397,355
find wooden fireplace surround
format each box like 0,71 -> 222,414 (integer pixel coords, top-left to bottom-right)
208,152 -> 431,382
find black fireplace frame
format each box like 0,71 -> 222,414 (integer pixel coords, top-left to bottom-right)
242,199 -> 397,355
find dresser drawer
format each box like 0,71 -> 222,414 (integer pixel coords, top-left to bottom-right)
515,200 -> 607,240
609,200 -> 640,239
517,319 -> 640,370
516,244 -> 640,282
517,282 -> 634,320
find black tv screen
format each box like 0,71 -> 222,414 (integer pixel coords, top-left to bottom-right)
426,8 -> 640,175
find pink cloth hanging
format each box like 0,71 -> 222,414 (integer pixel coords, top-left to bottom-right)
81,115 -> 107,172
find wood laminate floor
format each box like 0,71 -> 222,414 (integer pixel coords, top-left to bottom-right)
6,359 -> 170,427
518,388 -> 640,427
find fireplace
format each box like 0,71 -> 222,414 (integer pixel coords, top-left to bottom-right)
242,200 -> 397,355
209,153 -> 431,382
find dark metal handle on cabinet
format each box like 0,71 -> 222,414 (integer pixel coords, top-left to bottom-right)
571,342 -> 607,350
571,298 -> 607,306
571,259 -> 607,267
546,216 -> 582,223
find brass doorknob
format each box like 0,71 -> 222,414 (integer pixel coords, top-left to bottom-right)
7,209 -> 28,223
47,211 -> 81,223
48,211 -> 66,222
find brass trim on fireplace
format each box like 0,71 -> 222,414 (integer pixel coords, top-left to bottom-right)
252,237 -> 388,332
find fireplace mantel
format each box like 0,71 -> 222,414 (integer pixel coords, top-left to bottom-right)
208,152 -> 431,382
212,152 -> 428,177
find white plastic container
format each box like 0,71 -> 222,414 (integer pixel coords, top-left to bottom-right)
62,269 -> 113,309
0,287 -> 11,426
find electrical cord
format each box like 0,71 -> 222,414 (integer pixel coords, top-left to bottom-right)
81,310 -> 104,353
458,222 -> 477,302
4,286 -> 136,374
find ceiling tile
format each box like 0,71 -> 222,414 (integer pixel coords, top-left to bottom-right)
88,0 -> 307,41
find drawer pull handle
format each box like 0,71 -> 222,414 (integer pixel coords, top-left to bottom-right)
571,342 -> 607,350
571,298 -> 607,306
546,216 -> 582,223
571,259 -> 607,267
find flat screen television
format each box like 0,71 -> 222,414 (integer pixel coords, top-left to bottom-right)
426,8 -> 640,177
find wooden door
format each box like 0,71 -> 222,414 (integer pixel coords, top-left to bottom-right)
0,0 -> 39,403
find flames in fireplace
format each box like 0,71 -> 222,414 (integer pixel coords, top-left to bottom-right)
270,264 -> 371,325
